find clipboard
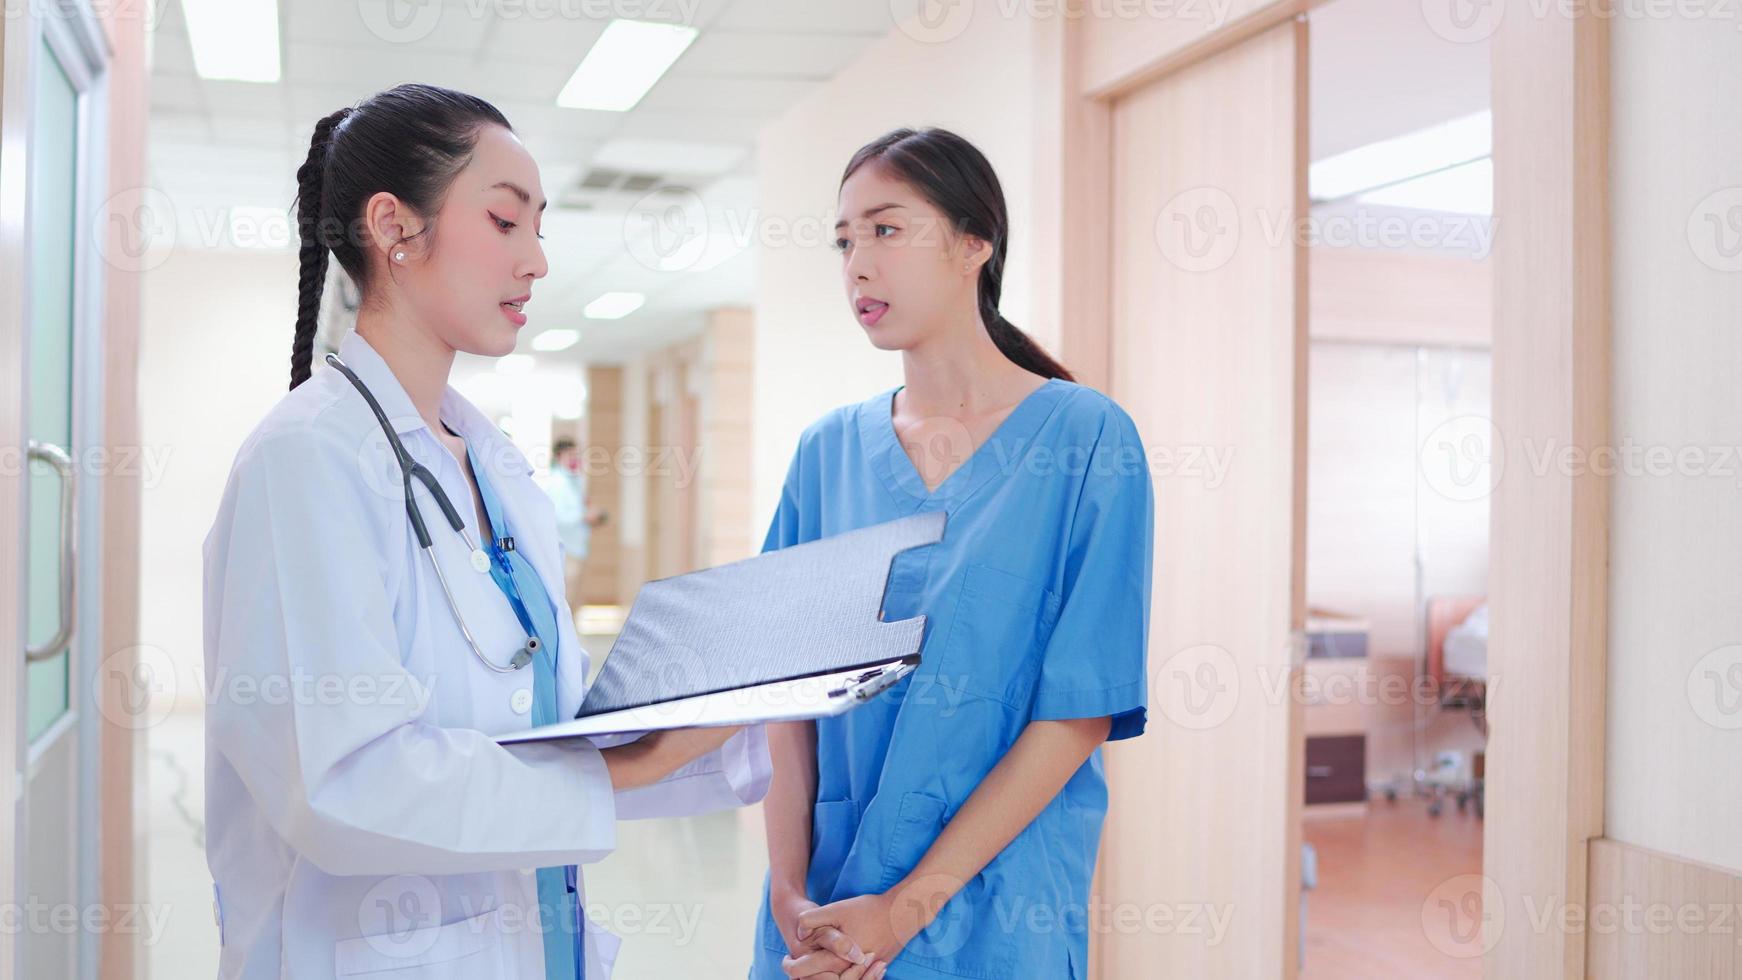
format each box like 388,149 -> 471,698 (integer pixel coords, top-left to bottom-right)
494,658 -> 916,745
492,511 -> 945,744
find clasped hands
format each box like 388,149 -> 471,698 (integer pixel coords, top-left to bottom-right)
774,876 -> 956,980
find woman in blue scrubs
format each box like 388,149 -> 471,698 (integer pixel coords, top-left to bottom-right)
751,128 -> 1154,980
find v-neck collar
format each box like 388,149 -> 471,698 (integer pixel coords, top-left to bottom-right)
860,378 -> 1071,511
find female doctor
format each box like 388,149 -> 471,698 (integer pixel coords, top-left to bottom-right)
202,84 -> 769,980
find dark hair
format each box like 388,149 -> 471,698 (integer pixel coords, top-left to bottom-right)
552,437 -> 578,455
290,84 -> 513,389
841,128 -> 1073,382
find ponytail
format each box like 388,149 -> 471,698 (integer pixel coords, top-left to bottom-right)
842,127 -> 1073,382
290,107 -> 350,390
975,223 -> 1073,383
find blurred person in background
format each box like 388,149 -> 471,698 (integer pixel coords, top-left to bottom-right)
543,436 -> 606,612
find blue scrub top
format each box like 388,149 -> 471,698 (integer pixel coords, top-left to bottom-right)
750,379 -> 1154,980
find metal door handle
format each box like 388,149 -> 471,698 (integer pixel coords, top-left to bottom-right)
26,440 -> 76,662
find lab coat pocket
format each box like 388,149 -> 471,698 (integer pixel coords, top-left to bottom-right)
939,564 -> 1062,709
333,907 -> 507,977
806,799 -> 862,903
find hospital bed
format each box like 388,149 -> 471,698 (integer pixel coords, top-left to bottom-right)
1425,595 -> 1488,817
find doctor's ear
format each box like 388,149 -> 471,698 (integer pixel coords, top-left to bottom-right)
362,190 -> 427,265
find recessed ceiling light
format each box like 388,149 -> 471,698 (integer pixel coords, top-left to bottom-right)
182,0 -> 282,83
557,19 -> 698,112
531,328 -> 581,352
583,292 -> 645,320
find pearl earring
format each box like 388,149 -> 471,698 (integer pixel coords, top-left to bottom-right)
393,251 -> 405,262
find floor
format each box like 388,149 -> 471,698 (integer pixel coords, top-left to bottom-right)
147,621 -> 771,979
1300,797 -> 1486,980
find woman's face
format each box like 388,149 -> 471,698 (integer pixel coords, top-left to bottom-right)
835,164 -> 985,352
376,124 -> 549,358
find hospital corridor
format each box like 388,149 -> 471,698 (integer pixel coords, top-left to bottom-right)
2,1 -> 1740,978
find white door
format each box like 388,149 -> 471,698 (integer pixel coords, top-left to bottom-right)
5,3 -> 110,978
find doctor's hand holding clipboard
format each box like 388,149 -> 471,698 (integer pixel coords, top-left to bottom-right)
202,84 -> 780,980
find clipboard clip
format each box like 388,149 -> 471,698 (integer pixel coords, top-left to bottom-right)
827,663 -> 908,702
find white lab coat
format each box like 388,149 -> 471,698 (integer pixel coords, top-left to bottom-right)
202,330 -> 770,979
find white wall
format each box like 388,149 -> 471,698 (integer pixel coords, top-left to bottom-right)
750,11 -> 1042,541
1607,17 -> 1742,872
139,248 -> 297,713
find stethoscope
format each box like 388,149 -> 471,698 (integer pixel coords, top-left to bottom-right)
326,352 -> 536,673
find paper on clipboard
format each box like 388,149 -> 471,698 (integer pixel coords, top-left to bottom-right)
493,511 -> 945,745
494,658 -> 916,744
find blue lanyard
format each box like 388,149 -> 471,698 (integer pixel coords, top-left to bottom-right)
458,437 -> 581,979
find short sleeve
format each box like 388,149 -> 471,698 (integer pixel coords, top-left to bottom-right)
1031,405 -> 1154,742
760,437 -> 818,554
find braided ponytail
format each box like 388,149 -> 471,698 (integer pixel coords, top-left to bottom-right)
290,107 -> 350,390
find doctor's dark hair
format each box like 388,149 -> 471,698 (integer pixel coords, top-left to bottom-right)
841,128 -> 1073,382
290,84 -> 512,389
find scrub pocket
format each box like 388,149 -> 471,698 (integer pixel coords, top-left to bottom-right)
938,564 -> 1062,708
878,789 -> 1016,979
334,907 -> 508,977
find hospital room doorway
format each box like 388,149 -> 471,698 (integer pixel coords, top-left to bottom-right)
1295,1 -> 1493,975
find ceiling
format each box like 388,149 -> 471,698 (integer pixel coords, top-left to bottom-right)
146,0 -> 909,363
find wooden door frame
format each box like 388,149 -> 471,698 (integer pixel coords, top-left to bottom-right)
1039,1 -> 1611,977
